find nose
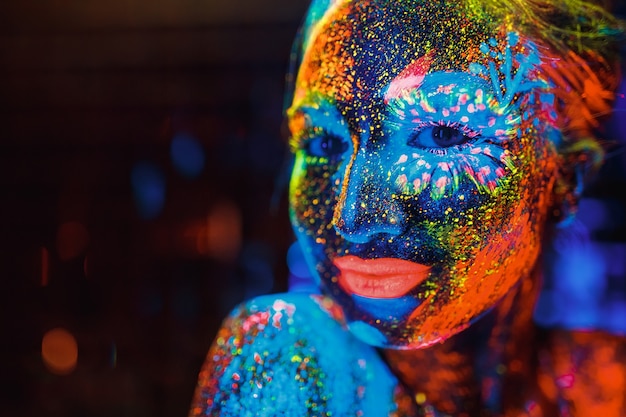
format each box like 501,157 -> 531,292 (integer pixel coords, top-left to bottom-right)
333,150 -> 405,244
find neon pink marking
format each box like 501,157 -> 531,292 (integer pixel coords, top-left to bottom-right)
272,311 -> 282,329
420,101 -> 436,113
556,374 -> 575,389
384,53 -> 433,101
435,176 -> 449,189
437,84 -> 454,94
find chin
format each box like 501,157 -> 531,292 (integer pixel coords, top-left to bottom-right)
345,320 -> 460,349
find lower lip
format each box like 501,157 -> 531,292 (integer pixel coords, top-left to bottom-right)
334,255 -> 431,299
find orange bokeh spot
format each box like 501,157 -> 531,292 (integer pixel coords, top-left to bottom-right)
41,328 -> 78,375
195,201 -> 242,262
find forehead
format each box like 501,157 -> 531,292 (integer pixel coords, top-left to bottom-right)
295,0 -> 499,106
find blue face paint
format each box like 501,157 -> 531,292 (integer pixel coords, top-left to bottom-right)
352,293 -> 421,321
384,71 -> 518,198
288,0 -> 562,348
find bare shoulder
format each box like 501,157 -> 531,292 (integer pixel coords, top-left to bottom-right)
537,328 -> 626,416
189,292 -> 414,416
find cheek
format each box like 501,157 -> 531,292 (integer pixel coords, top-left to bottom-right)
406,199 -> 540,340
392,148 -> 512,199
408,148 -> 548,323
395,162 -> 523,263
289,154 -> 340,240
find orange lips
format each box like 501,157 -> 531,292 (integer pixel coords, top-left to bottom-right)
334,255 -> 431,299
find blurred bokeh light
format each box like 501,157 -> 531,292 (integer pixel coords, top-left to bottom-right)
170,132 -> 205,179
196,200 -> 242,261
41,328 -> 78,375
131,161 -> 166,220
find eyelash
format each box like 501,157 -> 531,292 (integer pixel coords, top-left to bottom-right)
290,127 -> 348,160
415,120 -> 481,139
289,127 -> 321,152
406,120 -> 481,154
291,120 -> 481,157
289,128 -> 315,154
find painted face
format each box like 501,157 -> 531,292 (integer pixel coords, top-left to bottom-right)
288,0 -> 560,348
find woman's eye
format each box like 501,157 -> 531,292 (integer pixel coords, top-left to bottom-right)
408,125 -> 471,148
306,134 -> 348,158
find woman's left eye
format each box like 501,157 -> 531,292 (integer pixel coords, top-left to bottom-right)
408,125 -> 471,148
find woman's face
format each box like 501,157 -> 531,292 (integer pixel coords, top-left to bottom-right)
288,1 -> 560,348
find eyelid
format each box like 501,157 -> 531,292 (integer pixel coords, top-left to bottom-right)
290,126 -> 326,153
301,128 -> 349,152
415,121 -> 481,138
288,106 -> 352,153
290,103 -> 350,132
407,121 -> 480,149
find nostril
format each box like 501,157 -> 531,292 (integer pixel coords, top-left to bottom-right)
333,200 -> 405,244
333,152 -> 406,243
332,223 -> 373,244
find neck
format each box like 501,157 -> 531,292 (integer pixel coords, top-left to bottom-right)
381,268 -> 542,416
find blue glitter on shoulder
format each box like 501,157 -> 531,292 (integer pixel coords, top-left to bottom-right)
190,293 -> 406,416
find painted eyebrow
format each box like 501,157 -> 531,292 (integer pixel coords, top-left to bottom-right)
385,73 -> 506,117
288,99 -> 349,137
383,53 -> 433,103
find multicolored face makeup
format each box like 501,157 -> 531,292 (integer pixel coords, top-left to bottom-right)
288,0 -> 561,348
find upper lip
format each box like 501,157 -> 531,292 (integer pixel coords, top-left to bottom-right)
333,255 -> 431,299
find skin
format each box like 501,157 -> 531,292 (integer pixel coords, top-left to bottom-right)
189,1 -> 626,416
288,0 -> 559,349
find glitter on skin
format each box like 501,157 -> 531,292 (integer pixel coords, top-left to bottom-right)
188,293 -> 414,416
288,0 -> 559,349
190,0 -> 625,415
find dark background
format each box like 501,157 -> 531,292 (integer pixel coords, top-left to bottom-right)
0,2 -> 625,417
0,2 -> 308,416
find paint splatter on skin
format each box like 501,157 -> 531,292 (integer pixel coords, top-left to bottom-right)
188,293 -> 415,416
385,71 -> 517,198
190,0 -> 625,415
288,0 -> 558,349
